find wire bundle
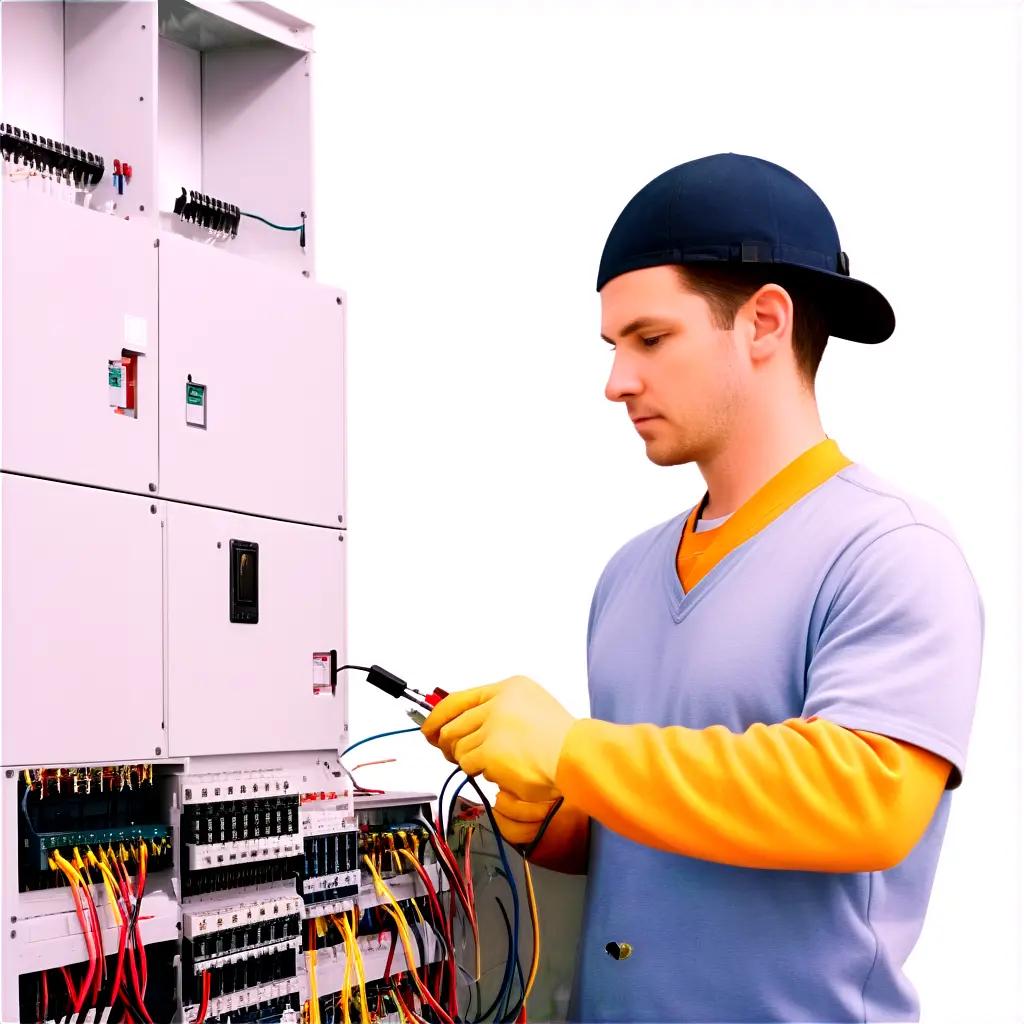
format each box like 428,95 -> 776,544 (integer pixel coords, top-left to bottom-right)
44,840 -> 154,1022
338,755 -> 540,1021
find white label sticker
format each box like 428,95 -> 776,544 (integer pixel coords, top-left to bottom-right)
123,313 -> 148,353
312,652 -> 332,695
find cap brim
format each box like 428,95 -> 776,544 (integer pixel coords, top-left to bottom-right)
772,264 -> 895,344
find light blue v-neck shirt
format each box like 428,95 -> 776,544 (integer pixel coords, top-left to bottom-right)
569,462 -> 984,1023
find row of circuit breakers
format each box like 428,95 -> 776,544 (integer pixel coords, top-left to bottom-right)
15,762 -> 447,1024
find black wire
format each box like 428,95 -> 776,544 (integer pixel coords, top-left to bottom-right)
520,795 -> 565,860
338,664 -> 371,674
438,766 -> 462,840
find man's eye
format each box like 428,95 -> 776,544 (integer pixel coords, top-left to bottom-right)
641,335 -> 664,347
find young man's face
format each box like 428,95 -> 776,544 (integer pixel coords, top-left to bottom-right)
600,264 -> 748,467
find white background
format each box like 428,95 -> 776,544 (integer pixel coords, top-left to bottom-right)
303,3 -> 1021,1021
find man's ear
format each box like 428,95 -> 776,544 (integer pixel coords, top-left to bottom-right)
746,283 -> 792,366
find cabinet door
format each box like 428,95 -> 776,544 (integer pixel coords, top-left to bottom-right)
158,233 -> 346,527
1,186 -> 159,492
166,502 -> 346,756
1,475 -> 165,765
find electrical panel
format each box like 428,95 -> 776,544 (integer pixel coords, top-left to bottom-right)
0,2 -> 454,1022
1,475 -> 166,767
1,187 -> 159,493
165,502 -> 347,757
157,233 -> 346,528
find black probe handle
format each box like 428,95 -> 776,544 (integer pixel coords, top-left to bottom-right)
366,664 -> 411,699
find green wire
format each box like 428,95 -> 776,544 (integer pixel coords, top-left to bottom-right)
240,211 -> 304,231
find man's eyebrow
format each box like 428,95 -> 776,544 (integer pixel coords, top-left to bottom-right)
600,317 -> 666,343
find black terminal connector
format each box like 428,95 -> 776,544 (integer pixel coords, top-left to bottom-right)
366,664 -> 410,700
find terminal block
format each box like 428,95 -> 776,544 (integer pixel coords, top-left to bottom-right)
182,896 -> 302,1011
17,764 -> 167,892
180,774 -> 303,898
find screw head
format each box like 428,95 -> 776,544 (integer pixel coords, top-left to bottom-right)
9,930 -> 14,939
4,770 -> 12,779
155,747 -> 162,756
302,270 -> 311,278
217,542 -> 222,549
150,505 -> 157,514
148,482 -> 157,492
10,916 -> 16,924
339,535 -> 344,542
336,297 -> 342,305
338,515 -> 343,523
139,205 -> 145,212
139,96 -> 144,102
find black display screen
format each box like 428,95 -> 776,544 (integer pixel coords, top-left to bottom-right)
230,540 -> 259,623
237,550 -> 256,604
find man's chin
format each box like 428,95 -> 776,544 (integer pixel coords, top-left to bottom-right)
644,442 -> 694,468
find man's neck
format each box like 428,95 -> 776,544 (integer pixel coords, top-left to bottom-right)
698,401 -> 826,520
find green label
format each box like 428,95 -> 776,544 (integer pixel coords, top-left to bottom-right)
186,384 -> 205,406
108,366 -> 123,387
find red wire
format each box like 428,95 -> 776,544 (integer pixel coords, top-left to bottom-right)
384,925 -> 397,979
108,909 -> 129,1014
109,853 -> 150,1022
40,970 -> 48,1024
60,965 -> 77,1017
78,876 -> 105,1004
66,881 -> 95,1013
195,972 -> 210,1024
393,984 -> 429,1024
136,855 -> 149,997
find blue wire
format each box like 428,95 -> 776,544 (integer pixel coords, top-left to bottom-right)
458,776 -> 520,1023
341,726 -> 421,760
21,783 -> 38,838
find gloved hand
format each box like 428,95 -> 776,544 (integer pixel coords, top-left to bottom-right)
492,789 -> 560,848
421,675 -> 576,802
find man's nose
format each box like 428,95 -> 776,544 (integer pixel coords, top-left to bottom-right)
605,350 -> 642,403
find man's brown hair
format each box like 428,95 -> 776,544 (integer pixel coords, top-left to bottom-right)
673,263 -> 830,384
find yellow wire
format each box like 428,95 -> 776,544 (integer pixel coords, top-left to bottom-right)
341,914 -> 352,1024
307,920 -> 322,1024
394,990 -> 409,1024
363,856 -> 436,1011
341,910 -> 369,1023
86,850 -> 123,926
523,858 -> 541,1005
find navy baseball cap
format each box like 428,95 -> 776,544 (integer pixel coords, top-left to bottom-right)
596,153 -> 895,344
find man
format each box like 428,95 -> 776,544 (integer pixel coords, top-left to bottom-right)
422,153 -> 984,1023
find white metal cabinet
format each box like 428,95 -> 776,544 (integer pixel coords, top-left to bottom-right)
166,502 -> 346,757
158,233 -> 345,527
0,475 -> 165,765
1,185 -> 159,493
